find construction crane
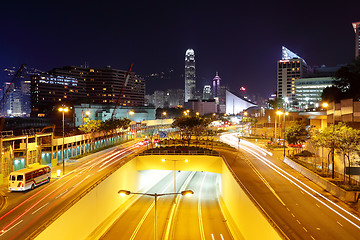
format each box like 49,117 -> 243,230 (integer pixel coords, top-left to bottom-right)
110,63 -> 134,120
0,64 -> 26,115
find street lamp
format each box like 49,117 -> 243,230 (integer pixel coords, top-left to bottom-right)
275,110 -> 283,143
196,112 -> 199,116
162,158 -> 188,202
58,106 -> 69,175
283,112 -> 289,157
127,110 -> 135,119
82,110 -> 90,125
322,102 -> 335,178
183,111 -> 187,116
118,189 -> 194,240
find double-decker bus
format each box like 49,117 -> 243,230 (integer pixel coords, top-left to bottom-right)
8,164 -> 51,191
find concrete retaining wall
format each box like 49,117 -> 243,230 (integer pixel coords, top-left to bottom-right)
36,154 -> 281,240
284,157 -> 359,202
220,161 -> 281,240
35,160 -> 169,240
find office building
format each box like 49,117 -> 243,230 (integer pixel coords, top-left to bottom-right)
185,49 -> 196,102
212,72 -> 221,100
31,66 -> 145,117
277,46 -> 310,104
203,85 -> 211,99
165,89 -> 184,107
295,77 -> 333,110
353,21 -> 360,58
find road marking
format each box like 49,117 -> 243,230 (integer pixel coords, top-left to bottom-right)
0,220 -> 23,237
311,236 -> 316,240
286,207 -> 290,212
300,191 -> 304,194
211,233 -> 215,240
220,233 -> 224,240
297,220 -> 301,225
316,204 -> 320,208
337,221 -> 343,227
245,158 -> 286,206
238,143 -> 360,230
291,213 -> 295,218
55,189 -> 68,199
32,203 -> 49,214
198,173 -> 207,240
303,227 -> 308,232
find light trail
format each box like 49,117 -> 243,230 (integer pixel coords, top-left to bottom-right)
0,143 -> 142,236
198,172 -> 207,240
229,135 -> 360,230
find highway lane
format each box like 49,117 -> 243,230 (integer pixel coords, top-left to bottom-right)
101,171 -> 232,240
220,133 -> 360,240
99,171 -> 193,240
0,141 -> 144,240
172,172 -> 232,240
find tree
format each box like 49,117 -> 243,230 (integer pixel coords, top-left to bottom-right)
172,116 -> 211,147
335,123 -> 360,185
242,117 -> 258,135
321,86 -> 343,102
284,121 -> 308,145
333,57 -> 360,100
79,120 -> 102,152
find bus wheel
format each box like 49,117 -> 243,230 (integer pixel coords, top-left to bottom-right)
31,184 -> 35,190
47,177 -> 51,183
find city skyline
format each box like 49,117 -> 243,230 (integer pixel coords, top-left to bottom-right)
1,1 -> 359,98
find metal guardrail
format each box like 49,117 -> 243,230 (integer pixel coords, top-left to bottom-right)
138,150 -> 220,156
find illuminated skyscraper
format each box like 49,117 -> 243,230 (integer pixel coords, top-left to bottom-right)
185,49 -> 196,102
277,46 -> 309,103
212,72 -> 221,99
352,22 -> 360,58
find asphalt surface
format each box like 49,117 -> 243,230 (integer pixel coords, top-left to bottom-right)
220,133 -> 360,240
100,171 -> 232,240
0,140 -> 144,240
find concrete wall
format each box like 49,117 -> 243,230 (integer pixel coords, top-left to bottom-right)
36,155 -> 281,240
35,160 -> 168,240
135,155 -> 223,173
220,161 -> 281,240
284,157 -> 360,202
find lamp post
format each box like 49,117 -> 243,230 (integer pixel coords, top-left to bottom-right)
59,106 -> 69,175
82,110 -> 90,125
162,158 -> 188,202
118,189 -> 194,240
275,110 -> 283,143
283,112 -> 288,158
322,102 -> 335,178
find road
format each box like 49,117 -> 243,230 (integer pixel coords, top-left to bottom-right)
100,171 -> 232,240
220,133 -> 360,240
0,140 -> 144,240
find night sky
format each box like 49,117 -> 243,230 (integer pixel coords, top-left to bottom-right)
1,1 -> 359,97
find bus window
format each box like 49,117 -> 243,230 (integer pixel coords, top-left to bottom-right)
17,175 -> 24,181
10,175 -> 16,181
25,173 -> 31,181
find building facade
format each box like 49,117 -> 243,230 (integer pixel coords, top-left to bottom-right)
277,46 -> 309,104
31,66 -> 145,117
203,85 -> 211,99
185,49 -> 196,102
353,21 -> 360,58
295,77 -> 333,110
212,72 -> 221,100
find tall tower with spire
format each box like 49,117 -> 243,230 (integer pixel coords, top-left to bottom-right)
185,49 -> 196,102
352,22 -> 360,58
212,72 -> 221,100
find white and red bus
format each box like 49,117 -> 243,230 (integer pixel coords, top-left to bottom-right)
9,164 -> 51,191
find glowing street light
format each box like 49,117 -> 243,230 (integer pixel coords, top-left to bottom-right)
58,106 -> 69,175
118,189 -> 194,240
